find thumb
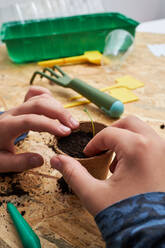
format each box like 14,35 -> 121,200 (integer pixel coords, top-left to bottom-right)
51,155 -> 101,215
0,152 -> 44,173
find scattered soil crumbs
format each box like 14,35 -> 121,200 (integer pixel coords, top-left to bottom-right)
0,182 -> 28,197
0,173 -> 28,197
57,177 -> 73,195
21,210 -> 26,216
160,124 -> 165,129
57,131 -> 93,158
0,173 -> 29,207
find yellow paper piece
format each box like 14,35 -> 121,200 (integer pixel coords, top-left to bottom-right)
109,87 -> 139,103
69,86 -> 113,101
115,75 -> 144,89
69,75 -> 144,101
64,100 -> 89,108
64,87 -> 138,109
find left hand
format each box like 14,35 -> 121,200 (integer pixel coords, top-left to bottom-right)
0,86 -> 79,173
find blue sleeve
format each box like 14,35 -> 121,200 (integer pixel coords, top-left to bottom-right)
95,192 -> 165,248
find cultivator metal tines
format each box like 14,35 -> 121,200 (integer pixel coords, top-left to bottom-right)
30,65 -> 71,87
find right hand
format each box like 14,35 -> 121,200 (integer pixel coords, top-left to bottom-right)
51,116 -> 165,216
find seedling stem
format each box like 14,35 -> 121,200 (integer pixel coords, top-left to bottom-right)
83,107 -> 95,137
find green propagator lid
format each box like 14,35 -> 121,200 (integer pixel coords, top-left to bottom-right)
0,13 -> 139,63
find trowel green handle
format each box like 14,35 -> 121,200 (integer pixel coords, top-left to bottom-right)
69,78 -> 124,118
7,202 -> 41,248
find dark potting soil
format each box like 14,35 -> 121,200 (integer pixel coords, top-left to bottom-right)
56,131 -> 106,195
57,131 -> 93,158
56,131 -> 93,194
0,182 -> 28,197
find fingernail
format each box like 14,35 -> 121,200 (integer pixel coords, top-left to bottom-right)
51,157 -> 61,170
70,117 -> 79,128
30,155 -> 43,167
59,125 -> 71,133
83,147 -> 90,156
83,146 -> 87,153
83,147 -> 86,153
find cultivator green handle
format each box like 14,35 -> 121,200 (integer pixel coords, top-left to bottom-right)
69,78 -> 124,118
30,65 -> 124,118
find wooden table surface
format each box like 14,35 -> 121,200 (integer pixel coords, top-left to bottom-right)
0,32 -> 165,248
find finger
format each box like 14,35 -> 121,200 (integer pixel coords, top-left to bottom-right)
14,95 -> 79,130
5,114 -> 72,141
112,115 -> 157,136
83,126 -> 140,157
51,155 -> 96,195
24,86 -> 51,102
0,152 -> 43,172
51,155 -> 102,214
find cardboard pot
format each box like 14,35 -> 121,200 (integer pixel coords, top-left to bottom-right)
54,121 -> 113,180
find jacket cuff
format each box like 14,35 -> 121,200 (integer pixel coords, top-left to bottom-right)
95,192 -> 165,247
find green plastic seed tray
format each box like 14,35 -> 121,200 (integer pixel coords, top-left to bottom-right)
0,12 -> 139,63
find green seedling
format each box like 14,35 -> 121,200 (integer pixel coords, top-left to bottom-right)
83,107 -> 95,137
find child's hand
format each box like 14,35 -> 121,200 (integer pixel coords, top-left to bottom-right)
51,116 -> 165,216
0,86 -> 79,173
